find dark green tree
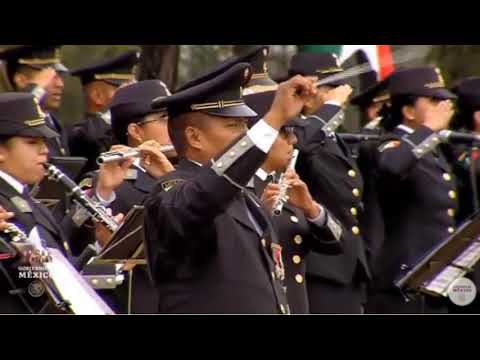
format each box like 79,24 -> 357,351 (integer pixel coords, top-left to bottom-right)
137,45 -> 179,90
427,45 -> 480,85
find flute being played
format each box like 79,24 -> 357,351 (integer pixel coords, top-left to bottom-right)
97,145 -> 176,165
272,149 -> 300,216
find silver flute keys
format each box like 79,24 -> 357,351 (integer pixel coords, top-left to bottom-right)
97,145 -> 176,165
272,149 -> 300,216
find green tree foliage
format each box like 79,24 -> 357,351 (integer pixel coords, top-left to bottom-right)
177,45 -> 233,88
427,45 -> 480,85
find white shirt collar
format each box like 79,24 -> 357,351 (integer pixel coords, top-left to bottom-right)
247,168 -> 276,189
255,167 -> 275,182
364,117 -> 382,130
0,169 -> 25,194
99,110 -> 112,125
397,124 -> 415,134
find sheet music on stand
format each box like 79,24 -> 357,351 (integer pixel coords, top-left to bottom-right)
45,248 -> 116,315
93,205 -> 146,267
395,212 -> 480,297
14,227 -> 116,315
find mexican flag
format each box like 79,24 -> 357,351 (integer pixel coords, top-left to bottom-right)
299,45 -> 395,80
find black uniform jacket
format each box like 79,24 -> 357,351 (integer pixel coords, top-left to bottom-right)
250,174 -> 344,313
144,137 -> 290,314
68,113 -> 113,174
373,125 -> 459,291
295,104 -> 371,286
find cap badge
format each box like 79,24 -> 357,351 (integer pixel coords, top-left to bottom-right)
436,67 -> 446,87
33,97 -> 46,118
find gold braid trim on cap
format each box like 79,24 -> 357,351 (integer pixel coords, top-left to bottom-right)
94,73 -> 135,81
191,100 -> 245,111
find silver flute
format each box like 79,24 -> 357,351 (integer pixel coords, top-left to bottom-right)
272,149 -> 300,216
43,164 -> 120,233
97,145 -> 176,165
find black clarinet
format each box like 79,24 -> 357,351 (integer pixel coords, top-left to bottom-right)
43,164 -> 119,232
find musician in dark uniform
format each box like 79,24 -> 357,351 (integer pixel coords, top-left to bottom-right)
69,80 -> 174,245
0,93 -> 103,314
143,62 -> 317,314
368,67 -> 459,313
246,114 -> 344,313
350,73 -> 391,133
284,52 -> 371,314
66,80 -> 175,314
68,51 -> 141,174
349,75 -> 391,285
448,77 -> 480,222
0,45 -> 70,157
445,77 -> 480,313
98,80 -> 175,215
223,46 -> 344,313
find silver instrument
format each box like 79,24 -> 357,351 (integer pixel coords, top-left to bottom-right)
97,145 -> 176,165
43,163 -> 120,233
272,149 -> 300,216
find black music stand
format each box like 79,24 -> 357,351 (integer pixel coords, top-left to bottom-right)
395,211 -> 480,298
93,205 -> 146,266
90,205 -> 146,314
30,157 -> 88,211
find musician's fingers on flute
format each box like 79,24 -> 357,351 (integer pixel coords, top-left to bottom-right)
139,139 -> 162,149
99,156 -> 134,176
263,183 -> 289,201
282,173 -> 309,195
108,144 -> 132,153
137,142 -> 175,176
138,141 -> 167,159
97,157 -> 134,200
283,168 -> 300,180
261,184 -> 282,211
282,170 -> 304,189
120,157 -> 135,170
282,180 -> 301,193
100,144 -> 135,167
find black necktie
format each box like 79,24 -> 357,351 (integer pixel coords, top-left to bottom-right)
266,174 -> 276,184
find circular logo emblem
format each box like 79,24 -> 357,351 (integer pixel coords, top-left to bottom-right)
28,280 -> 45,298
448,277 -> 477,306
